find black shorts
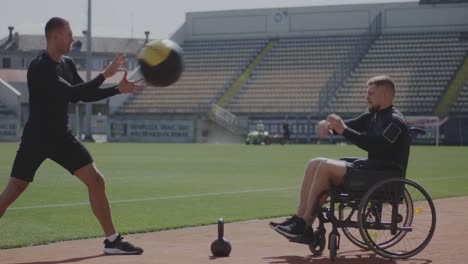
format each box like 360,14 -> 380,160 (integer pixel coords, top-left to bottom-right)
10,133 -> 93,182
342,160 -> 402,192
344,162 -> 355,178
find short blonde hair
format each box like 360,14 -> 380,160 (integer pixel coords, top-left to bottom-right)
367,75 -> 396,95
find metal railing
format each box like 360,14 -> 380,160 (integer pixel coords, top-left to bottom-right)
209,104 -> 248,134
0,77 -> 22,140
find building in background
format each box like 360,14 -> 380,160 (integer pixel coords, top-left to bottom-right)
1,1 -> 468,144
0,27 -> 150,139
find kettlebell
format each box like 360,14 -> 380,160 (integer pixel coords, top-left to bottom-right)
210,218 -> 232,257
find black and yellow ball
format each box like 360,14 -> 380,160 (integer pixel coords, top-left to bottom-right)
137,39 -> 183,87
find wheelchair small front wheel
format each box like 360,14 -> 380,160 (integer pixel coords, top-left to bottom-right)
308,228 -> 326,256
328,232 -> 339,261
358,178 -> 436,259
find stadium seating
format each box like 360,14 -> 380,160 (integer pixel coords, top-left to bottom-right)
327,32 -> 468,115
115,32 -> 468,117
227,36 -> 362,114
117,39 -> 267,114
451,81 -> 468,113
0,101 -> 11,115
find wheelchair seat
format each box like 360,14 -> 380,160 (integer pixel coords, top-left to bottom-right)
341,159 -> 404,195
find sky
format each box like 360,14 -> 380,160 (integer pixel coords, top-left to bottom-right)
1,0 -> 416,40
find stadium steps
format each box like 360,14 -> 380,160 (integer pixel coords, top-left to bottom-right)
436,56 -> 468,115
115,39 -> 268,114
207,41 -> 276,134
317,13 -> 383,114
450,81 -> 468,113
327,32 -> 468,115
215,40 -> 276,108
227,36 -> 364,114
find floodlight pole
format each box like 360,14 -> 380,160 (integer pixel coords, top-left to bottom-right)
83,0 -> 94,142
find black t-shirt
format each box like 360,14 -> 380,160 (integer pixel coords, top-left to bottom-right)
23,50 -> 119,142
342,106 -> 409,168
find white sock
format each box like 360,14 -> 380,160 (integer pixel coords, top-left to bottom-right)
107,233 -> 119,242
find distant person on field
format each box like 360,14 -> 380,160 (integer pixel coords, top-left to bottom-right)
270,75 -> 409,242
256,120 -> 265,132
282,122 -> 290,143
0,17 -> 144,255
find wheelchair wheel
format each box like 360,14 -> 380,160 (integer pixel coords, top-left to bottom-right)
339,189 -> 413,250
358,178 -> 436,259
339,205 -> 368,249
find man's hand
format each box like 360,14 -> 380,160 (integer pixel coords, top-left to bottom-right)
102,53 -> 126,78
117,71 -> 145,94
316,120 -> 333,138
326,114 -> 347,135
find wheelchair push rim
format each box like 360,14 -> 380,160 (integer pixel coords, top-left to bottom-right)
340,187 -> 413,250
357,178 -> 436,259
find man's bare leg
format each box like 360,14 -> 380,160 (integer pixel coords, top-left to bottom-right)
275,159 -> 348,239
74,163 -> 116,237
301,159 -> 347,224
274,159 -> 347,238
74,163 -> 143,255
0,177 -> 29,218
296,158 -> 327,216
270,158 -> 326,228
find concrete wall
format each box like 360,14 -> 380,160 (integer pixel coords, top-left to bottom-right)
169,22 -> 187,44
383,3 -> 468,33
107,118 -> 196,143
182,2 -> 468,40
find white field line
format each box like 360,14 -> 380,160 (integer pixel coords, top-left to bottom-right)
8,186 -> 297,211
7,175 -> 466,211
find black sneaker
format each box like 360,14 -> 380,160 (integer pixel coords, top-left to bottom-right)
269,215 -> 298,229
103,235 -> 144,255
289,226 -> 316,245
275,217 -> 307,239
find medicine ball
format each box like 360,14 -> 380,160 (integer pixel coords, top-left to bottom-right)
137,39 -> 183,87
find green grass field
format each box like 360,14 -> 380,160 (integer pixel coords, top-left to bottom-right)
0,142 -> 467,249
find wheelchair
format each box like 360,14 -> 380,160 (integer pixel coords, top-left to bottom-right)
298,127 -> 436,260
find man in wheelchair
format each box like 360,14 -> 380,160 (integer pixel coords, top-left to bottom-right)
271,75 -> 409,241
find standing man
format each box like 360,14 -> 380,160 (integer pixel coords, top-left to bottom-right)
0,17 -> 144,255
271,75 -> 409,241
